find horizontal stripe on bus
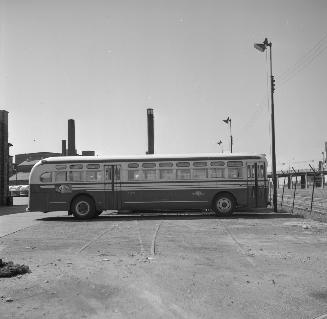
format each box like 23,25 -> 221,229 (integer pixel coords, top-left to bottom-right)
70,186 -> 254,192
124,200 -> 209,204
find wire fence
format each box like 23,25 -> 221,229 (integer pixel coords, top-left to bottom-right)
270,171 -> 327,215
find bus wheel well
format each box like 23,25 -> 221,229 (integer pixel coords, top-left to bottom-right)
69,193 -> 96,212
213,192 -> 237,205
212,192 -> 237,215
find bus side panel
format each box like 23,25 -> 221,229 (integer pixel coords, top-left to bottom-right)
121,188 -> 209,210
29,184 -> 50,212
119,181 -> 250,211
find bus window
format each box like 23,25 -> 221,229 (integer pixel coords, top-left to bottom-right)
159,169 -> 174,180
159,162 -> 173,168
176,162 -> 190,167
176,169 -> 191,180
69,171 -> 83,182
210,161 -> 225,167
142,163 -> 156,168
40,172 -> 52,183
86,171 -> 103,182
208,168 -> 224,178
115,166 -> 121,180
259,164 -> 265,178
70,164 -> 83,169
55,171 -> 67,182
193,169 -> 207,179
193,162 -> 207,167
56,164 -> 67,170
227,161 -> 243,167
87,164 -> 100,169
247,166 -> 252,178
128,163 -> 139,168
128,170 -> 143,181
228,168 -> 242,178
144,169 -> 156,181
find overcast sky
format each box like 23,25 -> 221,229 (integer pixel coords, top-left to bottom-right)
1,0 -> 326,170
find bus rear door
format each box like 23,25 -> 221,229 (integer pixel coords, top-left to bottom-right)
246,162 -> 267,208
104,165 -> 121,210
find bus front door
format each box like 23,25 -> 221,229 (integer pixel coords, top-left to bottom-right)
104,165 -> 121,210
246,162 -> 268,208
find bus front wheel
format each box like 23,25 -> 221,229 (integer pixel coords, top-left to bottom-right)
71,195 -> 96,219
212,193 -> 235,216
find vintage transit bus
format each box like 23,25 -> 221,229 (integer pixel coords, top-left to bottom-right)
28,153 -> 268,219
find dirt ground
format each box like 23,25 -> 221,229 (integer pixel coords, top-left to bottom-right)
1,209 -> 327,319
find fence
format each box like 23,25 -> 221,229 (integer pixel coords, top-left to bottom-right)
271,169 -> 327,215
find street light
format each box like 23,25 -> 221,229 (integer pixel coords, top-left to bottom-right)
223,117 -> 232,153
217,140 -> 223,153
254,37 -> 277,212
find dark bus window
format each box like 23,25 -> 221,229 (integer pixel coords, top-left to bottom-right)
142,163 -> 156,168
128,163 -> 139,168
227,161 -> 243,167
55,164 -> 67,170
208,168 -> 225,178
176,169 -> 191,179
69,171 -> 83,182
210,161 -> 225,167
144,170 -> 156,180
193,162 -> 207,167
55,171 -> 67,182
40,172 -> 52,183
193,168 -> 207,179
159,169 -> 174,180
128,170 -> 143,181
87,164 -> 100,169
69,164 -> 83,169
228,168 -> 242,178
176,162 -> 190,167
159,162 -> 173,168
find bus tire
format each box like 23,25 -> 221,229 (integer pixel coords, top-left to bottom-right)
71,195 -> 96,219
212,193 -> 235,216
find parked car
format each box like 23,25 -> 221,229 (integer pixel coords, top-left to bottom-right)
9,185 -> 23,197
19,185 -> 30,197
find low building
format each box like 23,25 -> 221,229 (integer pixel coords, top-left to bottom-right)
10,152 -> 61,186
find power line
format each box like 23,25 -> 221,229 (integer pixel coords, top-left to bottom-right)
240,33 -> 327,134
277,33 -> 327,87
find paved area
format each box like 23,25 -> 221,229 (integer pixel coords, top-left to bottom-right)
1,206 -> 327,319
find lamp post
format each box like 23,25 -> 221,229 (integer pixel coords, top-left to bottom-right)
223,117 -> 232,153
254,38 -> 277,212
217,140 -> 223,153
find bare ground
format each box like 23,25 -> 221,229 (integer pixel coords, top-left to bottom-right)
1,210 -> 327,319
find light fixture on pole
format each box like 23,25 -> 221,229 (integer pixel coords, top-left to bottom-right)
223,117 -> 232,153
254,37 -> 277,212
217,140 -> 223,153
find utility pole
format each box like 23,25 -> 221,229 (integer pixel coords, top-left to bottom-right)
254,38 -> 278,212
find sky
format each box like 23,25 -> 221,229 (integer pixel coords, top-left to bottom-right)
1,0 -> 326,171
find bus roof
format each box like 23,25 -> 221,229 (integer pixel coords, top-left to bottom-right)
40,153 -> 267,164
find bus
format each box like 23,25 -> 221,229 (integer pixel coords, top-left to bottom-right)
28,153 -> 269,219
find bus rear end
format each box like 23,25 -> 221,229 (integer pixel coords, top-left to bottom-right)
28,160 -> 51,212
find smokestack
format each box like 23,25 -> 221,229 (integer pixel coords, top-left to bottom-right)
147,108 -> 154,155
68,119 -> 76,156
61,140 -> 67,156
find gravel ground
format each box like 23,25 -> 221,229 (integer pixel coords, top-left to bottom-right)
1,210 -> 327,319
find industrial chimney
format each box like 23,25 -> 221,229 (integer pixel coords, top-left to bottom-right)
68,119 -> 76,156
61,140 -> 67,156
147,108 -> 154,155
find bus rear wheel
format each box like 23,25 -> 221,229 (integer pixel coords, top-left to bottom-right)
71,195 -> 96,219
212,194 -> 234,216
